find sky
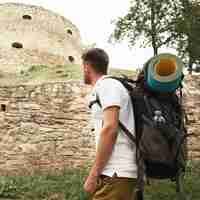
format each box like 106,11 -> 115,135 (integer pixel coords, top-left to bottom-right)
1,0 -> 176,70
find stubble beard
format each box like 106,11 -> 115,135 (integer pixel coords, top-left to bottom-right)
84,73 -> 91,85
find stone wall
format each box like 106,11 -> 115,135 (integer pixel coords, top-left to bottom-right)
0,75 -> 199,174
184,75 -> 200,160
0,81 -> 95,175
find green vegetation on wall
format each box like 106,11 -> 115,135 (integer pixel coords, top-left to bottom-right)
0,64 -> 137,86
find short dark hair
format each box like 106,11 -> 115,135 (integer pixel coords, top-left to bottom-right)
81,48 -> 109,75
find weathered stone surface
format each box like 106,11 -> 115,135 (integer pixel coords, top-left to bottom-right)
0,81 -> 94,174
0,75 -> 199,174
183,75 -> 200,160
0,3 -> 83,74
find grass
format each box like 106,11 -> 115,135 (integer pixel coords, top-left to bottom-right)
0,161 -> 199,200
24,64 -> 137,82
0,64 -> 137,86
0,168 -> 89,200
109,68 -> 137,78
144,161 -> 200,200
20,64 -> 83,83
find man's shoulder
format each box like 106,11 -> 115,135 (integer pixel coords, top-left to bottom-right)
96,76 -> 125,91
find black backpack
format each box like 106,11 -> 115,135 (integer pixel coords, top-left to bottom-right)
94,75 -> 189,200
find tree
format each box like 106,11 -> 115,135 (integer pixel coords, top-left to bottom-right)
110,0 -> 180,56
111,0 -> 200,73
173,0 -> 200,73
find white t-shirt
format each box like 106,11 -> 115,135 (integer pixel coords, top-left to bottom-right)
88,75 -> 137,178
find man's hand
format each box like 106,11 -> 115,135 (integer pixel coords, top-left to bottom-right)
84,174 -> 98,194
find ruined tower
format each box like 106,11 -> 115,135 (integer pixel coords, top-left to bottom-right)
0,3 -> 83,74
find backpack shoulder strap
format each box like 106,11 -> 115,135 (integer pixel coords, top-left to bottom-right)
95,92 -> 137,144
108,76 -> 144,143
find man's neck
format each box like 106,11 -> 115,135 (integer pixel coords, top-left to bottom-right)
91,74 -> 105,86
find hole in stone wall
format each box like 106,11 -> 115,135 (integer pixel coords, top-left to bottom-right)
195,66 -> 200,73
22,15 -> 32,20
12,42 -> 23,49
68,56 -> 75,63
67,29 -> 73,35
1,104 -> 6,112
56,70 -> 64,74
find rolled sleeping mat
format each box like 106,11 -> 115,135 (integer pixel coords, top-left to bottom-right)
144,53 -> 184,93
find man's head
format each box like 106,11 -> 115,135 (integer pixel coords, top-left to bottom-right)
81,48 -> 109,85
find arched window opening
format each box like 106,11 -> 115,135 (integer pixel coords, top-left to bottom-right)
12,42 -> 23,49
68,56 -> 75,63
67,29 -> 73,35
1,104 -> 6,112
22,15 -> 32,20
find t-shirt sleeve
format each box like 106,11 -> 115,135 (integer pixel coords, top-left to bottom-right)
96,78 -> 127,111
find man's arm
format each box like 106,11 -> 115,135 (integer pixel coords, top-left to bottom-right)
90,105 -> 120,176
84,106 -> 120,194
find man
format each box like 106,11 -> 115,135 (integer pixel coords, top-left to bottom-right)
82,48 -> 137,200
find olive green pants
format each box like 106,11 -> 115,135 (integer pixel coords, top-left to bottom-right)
91,175 -> 137,200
